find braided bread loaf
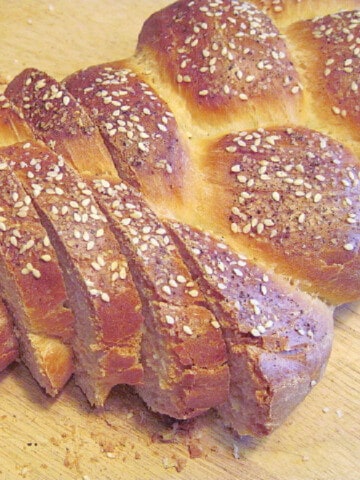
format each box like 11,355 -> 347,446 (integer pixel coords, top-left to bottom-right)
0,0 -> 359,439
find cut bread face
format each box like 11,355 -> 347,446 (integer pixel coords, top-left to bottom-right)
92,178 -> 229,419
167,221 -> 334,436
0,159 -> 74,394
1,142 -> 144,406
0,299 -> 18,372
0,94 -> 34,147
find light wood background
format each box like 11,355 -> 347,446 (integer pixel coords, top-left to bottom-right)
0,2 -> 359,479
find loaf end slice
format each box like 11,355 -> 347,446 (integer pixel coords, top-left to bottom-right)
167,221 -> 334,436
2,142 -> 144,406
0,159 -> 74,394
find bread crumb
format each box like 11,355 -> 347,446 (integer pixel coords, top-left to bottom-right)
174,456 -> 187,472
233,443 -> 241,459
188,440 -> 203,458
302,455 -> 310,462
322,407 -> 330,413
336,409 -> 344,418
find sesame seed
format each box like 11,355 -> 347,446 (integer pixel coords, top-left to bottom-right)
344,243 -> 355,251
87,241 -> 95,251
211,319 -> 221,329
165,315 -> 175,325
250,328 -> 261,337
183,325 -> 193,335
162,285 -> 172,295
272,191 -> 280,202
32,269 -> 42,279
188,289 -> 199,297
101,292 -> 110,303
173,275 -> 184,284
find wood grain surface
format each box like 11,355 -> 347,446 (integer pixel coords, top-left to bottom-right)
0,2 -> 360,479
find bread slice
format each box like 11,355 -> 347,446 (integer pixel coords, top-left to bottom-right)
92,178 -> 229,419
0,159 -> 74,394
0,299 -> 18,372
4,68 -> 117,177
167,221 -> 334,436
65,61 -> 189,210
4,67 -> 229,417
1,142 -> 144,406
0,94 -> 34,147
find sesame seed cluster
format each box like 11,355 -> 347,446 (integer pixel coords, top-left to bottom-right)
66,64 -> 186,193
0,94 -> 11,110
310,11 -> 360,123
168,221 -> 323,343
208,127 -> 360,256
138,0 -> 301,110
92,178 -> 202,308
5,69 -> 95,140
0,160 -> 73,340
9,143 -> 136,312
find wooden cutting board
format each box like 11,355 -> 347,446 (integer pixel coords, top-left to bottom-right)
0,2 -> 359,479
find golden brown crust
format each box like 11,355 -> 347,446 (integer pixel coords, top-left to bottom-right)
4,69 -> 117,177
287,10 -> 360,154
0,159 -> 75,394
136,0 -> 302,128
65,61 -> 189,207
1,142 -> 144,406
92,178 -> 229,418
0,299 -> 18,372
201,126 -> 360,304
167,221 -> 333,435
250,0 -> 360,27
0,94 -> 34,147
92,179 -> 206,306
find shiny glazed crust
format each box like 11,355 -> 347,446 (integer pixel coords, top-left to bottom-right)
65,61 -> 189,209
1,142 -> 144,406
0,0 -> 359,437
0,159 -> 74,394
